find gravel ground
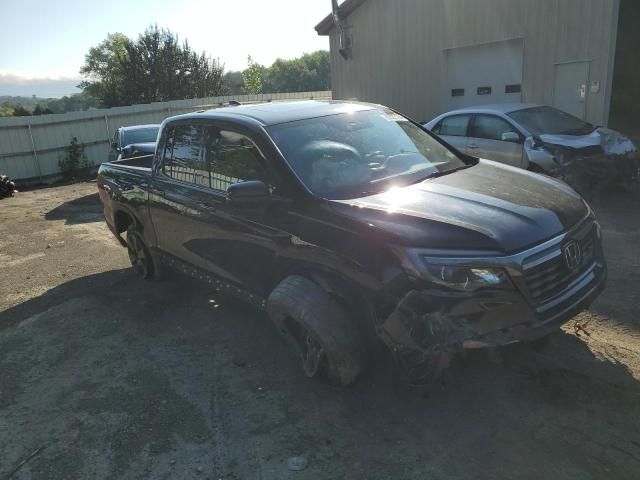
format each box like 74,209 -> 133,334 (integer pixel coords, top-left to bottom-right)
1,181 -> 639,480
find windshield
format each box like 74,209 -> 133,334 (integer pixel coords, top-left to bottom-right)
122,126 -> 159,146
508,106 -> 596,136
268,108 -> 466,199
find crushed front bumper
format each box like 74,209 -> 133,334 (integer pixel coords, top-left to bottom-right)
379,220 -> 607,360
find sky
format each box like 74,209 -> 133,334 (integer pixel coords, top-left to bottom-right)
0,0 -> 332,97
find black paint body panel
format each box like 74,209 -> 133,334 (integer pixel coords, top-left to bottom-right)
96,101 -> 604,350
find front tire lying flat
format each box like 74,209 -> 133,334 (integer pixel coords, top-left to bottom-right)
267,275 -> 368,386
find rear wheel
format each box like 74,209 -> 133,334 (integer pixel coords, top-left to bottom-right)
267,275 -> 368,386
126,227 -> 153,279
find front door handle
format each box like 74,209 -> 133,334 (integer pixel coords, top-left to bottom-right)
149,189 -> 166,197
468,143 -> 479,149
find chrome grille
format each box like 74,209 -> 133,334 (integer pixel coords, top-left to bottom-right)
523,224 -> 596,304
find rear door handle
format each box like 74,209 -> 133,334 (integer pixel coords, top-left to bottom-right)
468,143 -> 479,149
149,189 -> 166,197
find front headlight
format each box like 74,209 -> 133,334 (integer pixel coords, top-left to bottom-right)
422,262 -> 511,292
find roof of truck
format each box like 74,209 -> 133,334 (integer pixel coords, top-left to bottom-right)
168,100 -> 379,127
120,124 -> 160,131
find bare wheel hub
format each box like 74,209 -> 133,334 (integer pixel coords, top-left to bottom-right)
127,233 -> 149,278
298,332 -> 324,377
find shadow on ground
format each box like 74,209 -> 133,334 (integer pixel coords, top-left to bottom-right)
1,270 -> 639,479
44,192 -> 103,225
588,189 -> 640,331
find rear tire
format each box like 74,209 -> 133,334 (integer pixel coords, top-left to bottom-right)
126,226 -> 154,280
267,275 -> 368,386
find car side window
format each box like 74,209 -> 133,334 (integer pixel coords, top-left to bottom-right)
203,127 -> 267,193
470,115 -> 518,142
162,124 -> 207,185
436,115 -> 471,137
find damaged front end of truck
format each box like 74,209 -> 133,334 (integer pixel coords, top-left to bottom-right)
376,286 -> 533,385
374,224 -> 607,385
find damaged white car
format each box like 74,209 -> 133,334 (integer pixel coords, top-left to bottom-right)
424,104 -> 639,193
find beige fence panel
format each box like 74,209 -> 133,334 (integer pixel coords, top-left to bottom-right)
0,91 -> 332,183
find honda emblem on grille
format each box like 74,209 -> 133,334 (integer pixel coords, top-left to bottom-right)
563,240 -> 582,271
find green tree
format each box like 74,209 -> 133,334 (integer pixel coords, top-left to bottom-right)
79,26 -> 226,107
79,33 -> 131,107
46,92 -> 99,113
0,104 -> 13,117
59,137 -> 92,178
242,55 -> 264,94
33,105 -> 54,115
263,51 -> 330,93
223,71 -> 245,95
12,105 -> 31,116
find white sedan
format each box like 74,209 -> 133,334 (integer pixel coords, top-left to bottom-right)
424,104 -> 638,190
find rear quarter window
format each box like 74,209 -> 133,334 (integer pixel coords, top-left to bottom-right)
162,124 -> 208,185
437,115 -> 471,137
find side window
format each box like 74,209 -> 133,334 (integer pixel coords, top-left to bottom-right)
203,128 -> 266,193
162,124 -> 206,185
437,115 -> 471,137
470,115 -> 518,141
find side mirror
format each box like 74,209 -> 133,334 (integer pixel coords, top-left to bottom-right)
111,141 -> 119,150
227,180 -> 269,207
501,132 -> 521,143
529,134 -> 544,149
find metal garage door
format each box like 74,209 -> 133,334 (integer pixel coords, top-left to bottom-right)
445,39 -> 524,110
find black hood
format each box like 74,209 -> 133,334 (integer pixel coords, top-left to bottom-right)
329,160 -> 588,254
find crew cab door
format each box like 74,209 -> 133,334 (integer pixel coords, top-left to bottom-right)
148,123 -> 226,271
466,114 -> 525,167
430,114 -> 471,154
185,123 -> 289,295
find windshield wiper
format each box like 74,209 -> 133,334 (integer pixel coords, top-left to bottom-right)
417,164 -> 473,182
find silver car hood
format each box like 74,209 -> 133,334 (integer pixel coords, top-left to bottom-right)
539,128 -> 637,155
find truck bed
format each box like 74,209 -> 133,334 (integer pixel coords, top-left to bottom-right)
110,154 -> 154,170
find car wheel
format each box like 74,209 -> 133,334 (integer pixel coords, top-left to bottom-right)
267,275 -> 368,386
126,227 -> 153,280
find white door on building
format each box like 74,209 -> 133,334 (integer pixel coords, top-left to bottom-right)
445,39 -> 524,110
552,62 -> 590,119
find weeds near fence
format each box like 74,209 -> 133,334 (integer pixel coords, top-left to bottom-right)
59,137 -> 93,179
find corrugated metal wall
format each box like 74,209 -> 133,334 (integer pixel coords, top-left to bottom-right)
0,91 -> 332,183
328,0 -> 619,125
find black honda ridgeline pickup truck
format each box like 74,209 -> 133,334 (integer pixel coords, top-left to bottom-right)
97,101 -> 607,385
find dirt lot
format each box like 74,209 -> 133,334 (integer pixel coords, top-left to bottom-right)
1,181 -> 639,480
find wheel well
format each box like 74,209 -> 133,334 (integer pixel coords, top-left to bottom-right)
114,210 -> 135,234
276,267 -> 349,300
275,268 -> 378,346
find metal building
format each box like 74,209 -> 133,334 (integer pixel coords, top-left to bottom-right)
316,0 -> 638,128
